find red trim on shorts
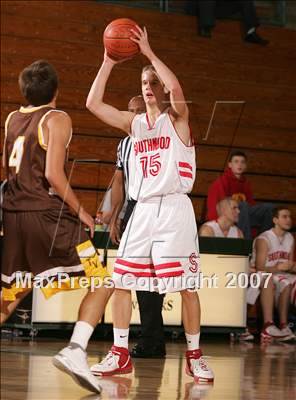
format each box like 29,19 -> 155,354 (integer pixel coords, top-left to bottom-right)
114,267 -> 155,277
179,171 -> 193,178
178,162 -> 192,171
157,271 -> 184,278
154,262 -> 182,270
115,259 -> 154,269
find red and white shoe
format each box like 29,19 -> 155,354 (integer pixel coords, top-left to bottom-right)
239,329 -> 255,342
278,325 -> 296,341
185,349 -> 214,383
90,346 -> 133,376
97,376 -> 132,399
261,322 -> 289,342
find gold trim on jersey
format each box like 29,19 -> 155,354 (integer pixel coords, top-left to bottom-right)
37,109 -> 72,151
66,128 -> 73,149
19,104 -> 52,114
4,110 -> 18,137
38,124 -> 48,150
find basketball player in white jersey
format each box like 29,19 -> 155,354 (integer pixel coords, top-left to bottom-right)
253,207 -> 296,341
200,197 -> 243,238
200,197 -> 256,341
86,26 -> 214,382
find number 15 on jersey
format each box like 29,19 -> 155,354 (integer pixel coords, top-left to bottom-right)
140,153 -> 161,178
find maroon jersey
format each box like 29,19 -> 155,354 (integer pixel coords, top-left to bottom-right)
3,105 -> 69,211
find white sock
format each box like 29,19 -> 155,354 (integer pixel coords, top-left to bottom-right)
70,321 -> 94,350
247,27 -> 255,35
114,328 -> 129,349
185,332 -> 200,351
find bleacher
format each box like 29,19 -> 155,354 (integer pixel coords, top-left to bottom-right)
1,0 -> 296,223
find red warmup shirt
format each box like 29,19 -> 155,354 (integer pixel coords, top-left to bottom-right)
206,167 -> 256,220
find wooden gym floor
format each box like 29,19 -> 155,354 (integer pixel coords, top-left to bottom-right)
1,339 -> 295,400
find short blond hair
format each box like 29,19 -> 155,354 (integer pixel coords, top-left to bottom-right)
142,64 -> 156,74
216,197 -> 234,216
141,65 -> 169,95
141,64 -> 163,85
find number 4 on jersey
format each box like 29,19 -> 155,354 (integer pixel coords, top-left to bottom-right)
8,136 -> 25,173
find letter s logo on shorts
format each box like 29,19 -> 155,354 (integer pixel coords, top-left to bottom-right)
189,252 -> 199,273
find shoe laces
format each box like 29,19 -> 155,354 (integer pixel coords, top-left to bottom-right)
100,350 -> 118,367
197,357 -> 209,371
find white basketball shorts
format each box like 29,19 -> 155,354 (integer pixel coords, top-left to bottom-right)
247,271 -> 296,306
273,273 -> 296,306
112,193 -> 200,294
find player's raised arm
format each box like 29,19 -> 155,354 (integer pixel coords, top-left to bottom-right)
86,52 -> 134,134
130,26 -> 188,120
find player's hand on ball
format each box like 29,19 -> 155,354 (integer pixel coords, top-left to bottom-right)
103,48 -> 133,65
103,49 -> 118,65
130,26 -> 152,58
79,207 -> 95,238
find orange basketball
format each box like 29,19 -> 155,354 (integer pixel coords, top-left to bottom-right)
103,18 -> 140,61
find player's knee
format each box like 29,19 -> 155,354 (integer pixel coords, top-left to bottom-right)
180,289 -> 197,301
114,288 -> 131,298
261,277 -> 274,291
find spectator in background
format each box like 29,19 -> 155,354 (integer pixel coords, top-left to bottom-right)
252,206 -> 296,341
200,197 -> 256,341
187,0 -> 268,45
200,197 -> 243,238
206,151 -> 274,240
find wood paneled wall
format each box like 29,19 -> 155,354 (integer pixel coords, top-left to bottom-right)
1,1 -> 296,220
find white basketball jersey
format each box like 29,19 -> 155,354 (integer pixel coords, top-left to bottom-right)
252,229 -> 294,267
129,110 -> 196,201
204,220 -> 240,238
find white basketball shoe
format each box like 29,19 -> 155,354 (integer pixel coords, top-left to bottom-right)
53,344 -> 102,394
